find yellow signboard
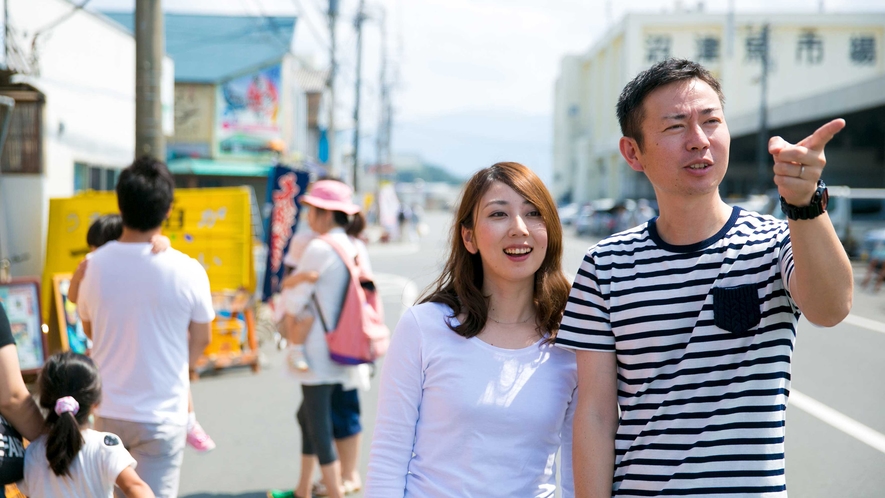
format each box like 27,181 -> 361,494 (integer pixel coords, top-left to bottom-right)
42,187 -> 254,322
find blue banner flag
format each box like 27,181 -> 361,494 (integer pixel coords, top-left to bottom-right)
263,165 -> 310,301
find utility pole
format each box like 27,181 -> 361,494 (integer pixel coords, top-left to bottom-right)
352,0 -> 366,192
1,0 -> 8,70
375,6 -> 389,168
755,23 -> 770,194
326,0 -> 339,177
135,0 -> 165,160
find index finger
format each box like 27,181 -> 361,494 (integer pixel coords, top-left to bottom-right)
798,118 -> 846,151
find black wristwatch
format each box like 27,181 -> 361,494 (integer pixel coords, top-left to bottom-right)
780,180 -> 828,220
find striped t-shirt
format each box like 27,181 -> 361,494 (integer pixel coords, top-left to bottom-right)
556,206 -> 798,496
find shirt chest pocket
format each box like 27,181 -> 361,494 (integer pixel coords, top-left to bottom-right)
711,284 -> 761,334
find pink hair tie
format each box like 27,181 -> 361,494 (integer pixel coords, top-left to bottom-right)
54,396 -> 79,416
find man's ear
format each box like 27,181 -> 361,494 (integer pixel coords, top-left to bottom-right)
461,225 -> 478,254
619,136 -> 645,173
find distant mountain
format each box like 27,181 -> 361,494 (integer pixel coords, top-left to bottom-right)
393,110 -> 553,185
396,162 -> 464,185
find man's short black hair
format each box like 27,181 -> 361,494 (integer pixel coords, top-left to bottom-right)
116,156 -> 175,231
616,58 -> 725,150
86,214 -> 123,248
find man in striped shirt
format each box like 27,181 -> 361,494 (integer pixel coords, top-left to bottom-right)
556,59 -> 853,497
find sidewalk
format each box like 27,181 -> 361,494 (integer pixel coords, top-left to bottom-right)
851,262 -> 885,322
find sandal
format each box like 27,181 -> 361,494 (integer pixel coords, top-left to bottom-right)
312,479 -> 361,496
267,491 -> 301,498
312,481 -> 329,496
343,480 -> 362,494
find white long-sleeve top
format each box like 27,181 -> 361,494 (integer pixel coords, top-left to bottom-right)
282,227 -> 363,386
366,302 -> 577,498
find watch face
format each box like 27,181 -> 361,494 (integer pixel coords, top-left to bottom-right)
821,187 -> 829,211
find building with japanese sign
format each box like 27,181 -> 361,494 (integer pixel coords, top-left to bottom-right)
553,10 -> 885,205
103,12 -> 327,208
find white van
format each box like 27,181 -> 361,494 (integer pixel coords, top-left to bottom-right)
842,188 -> 885,259
768,185 -> 885,259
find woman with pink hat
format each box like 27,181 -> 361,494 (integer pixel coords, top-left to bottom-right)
269,179 -> 370,498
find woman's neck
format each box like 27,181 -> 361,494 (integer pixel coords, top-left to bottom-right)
483,278 -> 536,324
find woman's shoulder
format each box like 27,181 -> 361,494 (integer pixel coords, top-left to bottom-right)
540,339 -> 578,370
408,301 -> 456,322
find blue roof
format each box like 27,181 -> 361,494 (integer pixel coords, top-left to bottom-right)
102,12 -> 296,83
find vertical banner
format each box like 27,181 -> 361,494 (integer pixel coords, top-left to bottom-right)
263,165 -> 310,301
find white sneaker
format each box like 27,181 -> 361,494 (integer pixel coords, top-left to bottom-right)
285,345 -> 310,373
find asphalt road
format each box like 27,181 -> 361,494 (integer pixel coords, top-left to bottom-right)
178,210 -> 885,497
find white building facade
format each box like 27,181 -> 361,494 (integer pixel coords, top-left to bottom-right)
0,0 -> 154,277
553,11 -> 885,205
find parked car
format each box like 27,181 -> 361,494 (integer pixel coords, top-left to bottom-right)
768,185 -> 885,259
845,189 -> 885,258
557,203 -> 581,226
574,198 -> 658,238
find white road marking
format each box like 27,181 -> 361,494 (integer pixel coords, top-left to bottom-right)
842,314 -> 885,336
367,242 -> 421,257
791,389 -> 885,455
374,273 -> 419,309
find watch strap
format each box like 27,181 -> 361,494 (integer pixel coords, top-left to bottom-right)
780,180 -> 827,221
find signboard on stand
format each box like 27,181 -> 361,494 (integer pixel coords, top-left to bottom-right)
43,188 -> 254,323
51,273 -> 88,354
0,279 -> 46,374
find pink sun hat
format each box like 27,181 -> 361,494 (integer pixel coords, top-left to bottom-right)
300,180 -> 361,215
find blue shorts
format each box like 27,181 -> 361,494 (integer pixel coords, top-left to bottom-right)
330,385 -> 361,439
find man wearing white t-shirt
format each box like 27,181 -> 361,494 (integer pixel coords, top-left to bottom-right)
78,156 -> 214,498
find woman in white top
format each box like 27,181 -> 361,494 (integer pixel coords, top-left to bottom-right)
366,162 -> 577,497
274,180 -> 368,498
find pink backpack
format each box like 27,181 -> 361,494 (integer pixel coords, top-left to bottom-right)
312,234 -> 390,365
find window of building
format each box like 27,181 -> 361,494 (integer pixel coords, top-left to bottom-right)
696,36 -> 720,63
745,31 -> 767,63
850,35 -> 876,65
796,30 -> 824,64
105,168 -> 118,190
645,35 -> 671,63
0,92 -> 44,174
74,162 -> 121,193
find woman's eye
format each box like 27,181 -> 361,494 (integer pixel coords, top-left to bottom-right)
527,210 -> 541,217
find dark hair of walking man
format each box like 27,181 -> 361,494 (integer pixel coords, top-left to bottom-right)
555,59 -> 853,497
78,156 -> 215,498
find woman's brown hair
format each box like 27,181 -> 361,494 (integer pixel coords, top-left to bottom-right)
420,162 -> 570,340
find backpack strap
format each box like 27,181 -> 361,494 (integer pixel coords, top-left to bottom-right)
316,234 -> 360,276
312,293 -> 329,332
313,234 -> 361,332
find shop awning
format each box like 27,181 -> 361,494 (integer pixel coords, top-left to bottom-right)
167,158 -> 274,177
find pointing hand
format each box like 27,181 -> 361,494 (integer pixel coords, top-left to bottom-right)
769,118 -> 845,207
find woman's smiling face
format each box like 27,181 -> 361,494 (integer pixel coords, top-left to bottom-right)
461,181 -> 548,289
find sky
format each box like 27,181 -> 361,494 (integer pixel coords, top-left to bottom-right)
87,0 -> 885,182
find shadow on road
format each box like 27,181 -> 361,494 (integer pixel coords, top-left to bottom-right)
181,493 -> 268,498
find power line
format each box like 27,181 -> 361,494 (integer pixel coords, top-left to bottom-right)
288,0 -> 331,51
249,0 -> 295,52
32,0 -> 92,39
